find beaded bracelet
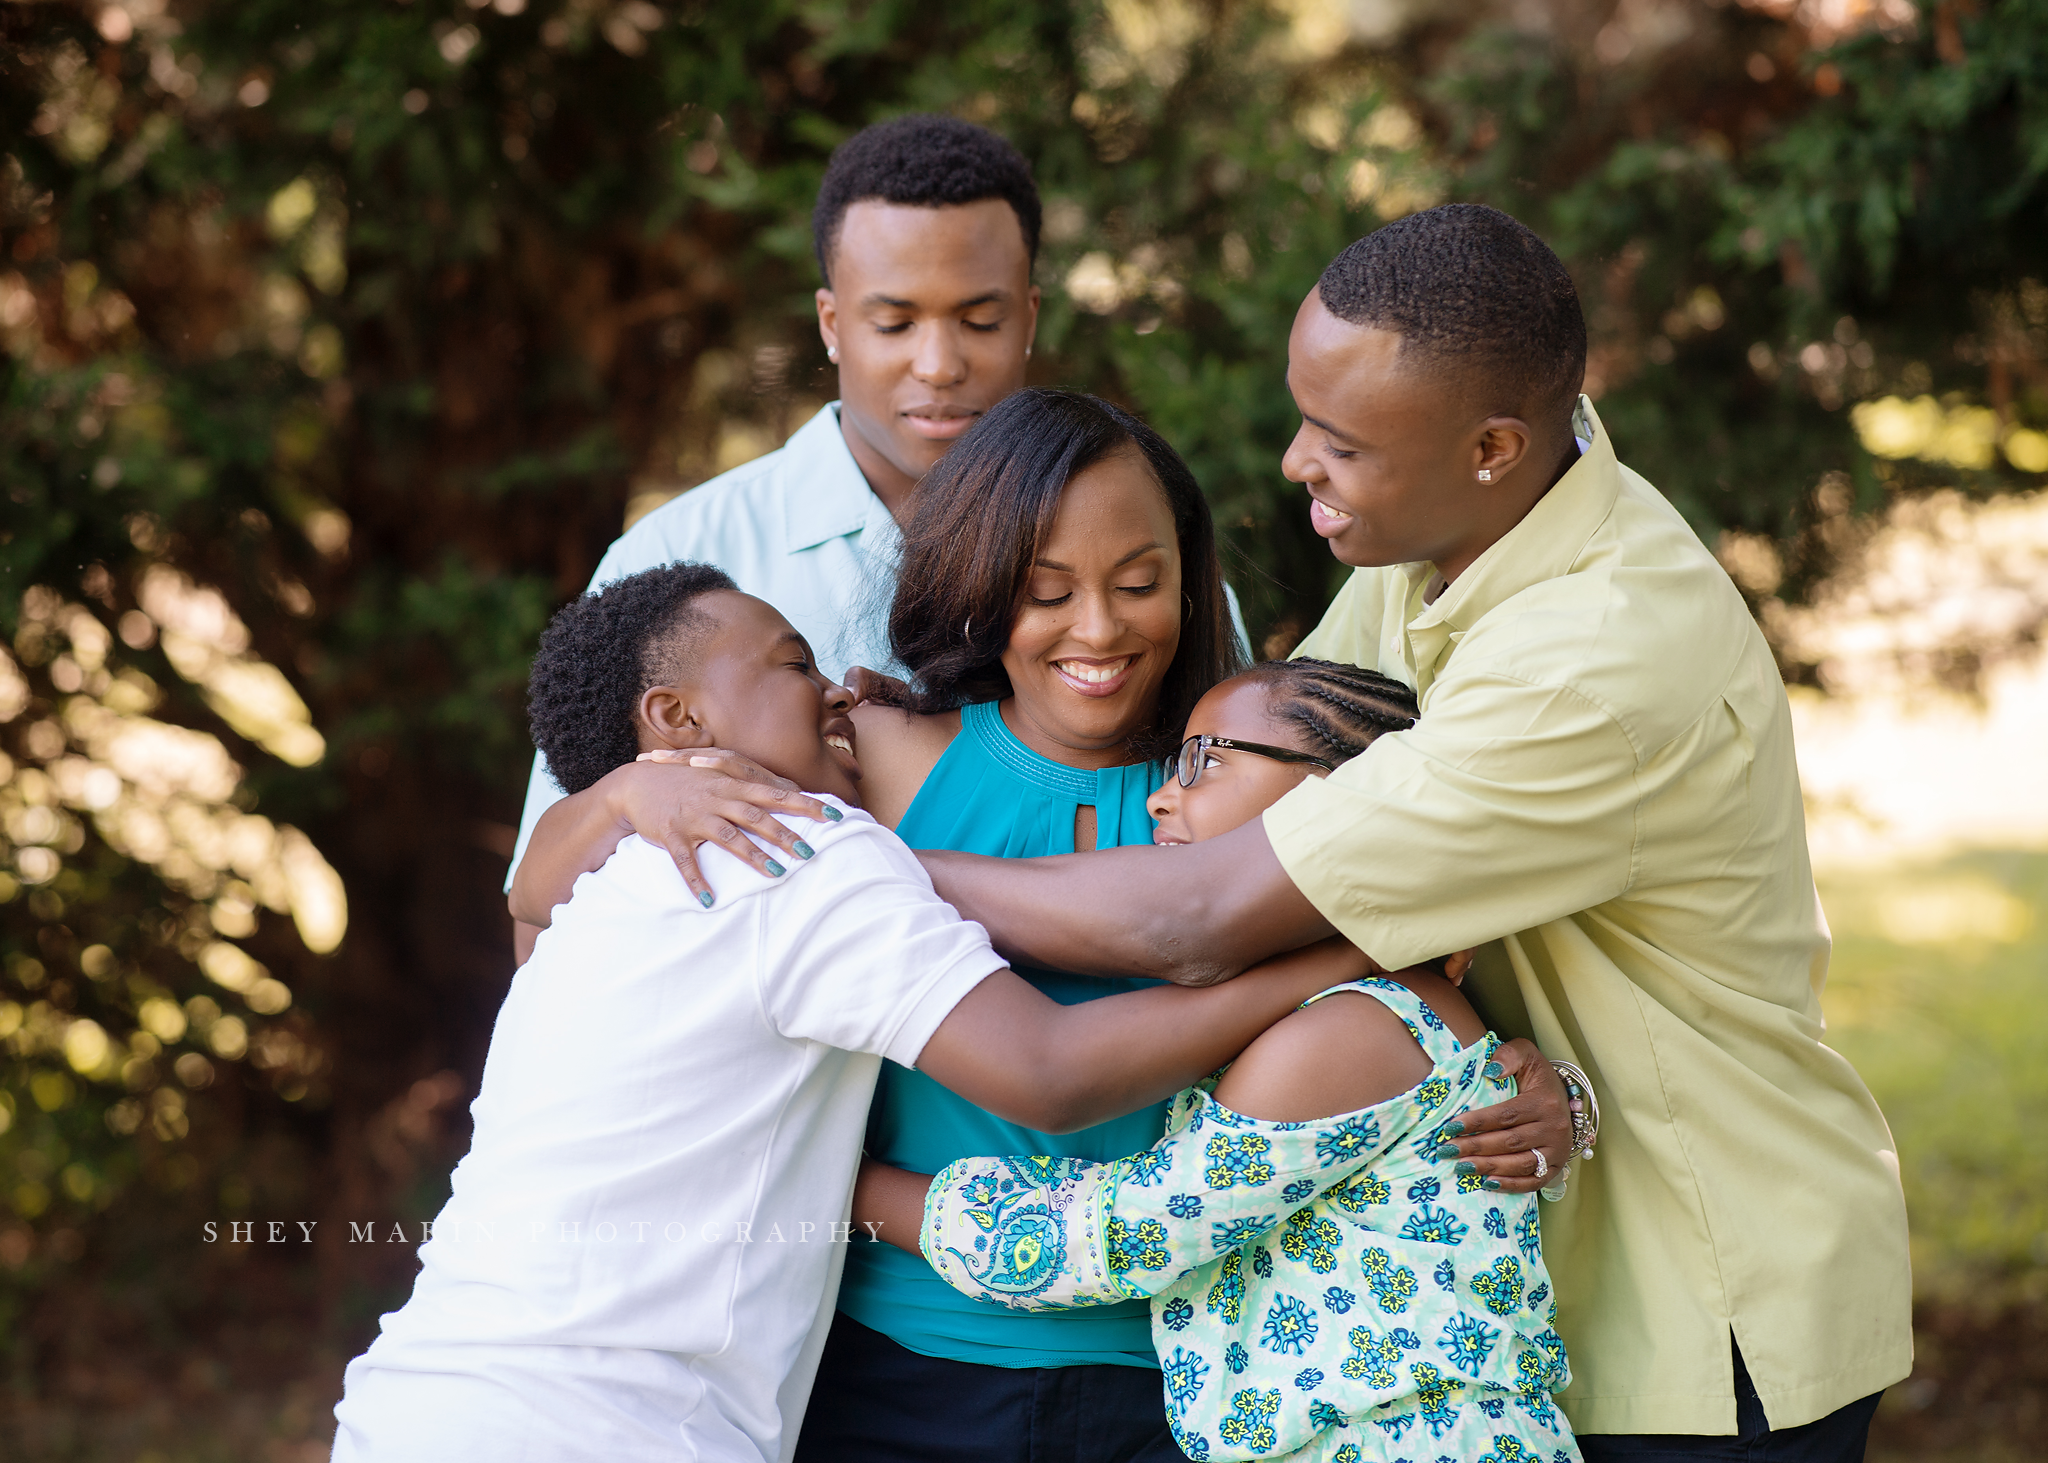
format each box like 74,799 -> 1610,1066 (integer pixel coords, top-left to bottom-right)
1551,1059 -> 1600,1160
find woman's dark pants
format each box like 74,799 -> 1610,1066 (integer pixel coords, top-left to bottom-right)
793,1313 -> 1187,1463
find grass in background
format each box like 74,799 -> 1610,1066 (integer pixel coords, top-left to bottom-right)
1820,849 -> 2048,1461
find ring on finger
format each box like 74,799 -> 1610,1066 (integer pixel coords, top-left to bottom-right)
1531,1149 -> 1548,1181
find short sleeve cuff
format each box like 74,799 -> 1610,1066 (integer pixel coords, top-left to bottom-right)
1263,780 -> 1420,971
880,952 -> 1005,1070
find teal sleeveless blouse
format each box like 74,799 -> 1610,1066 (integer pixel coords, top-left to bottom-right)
835,699 -> 1168,1370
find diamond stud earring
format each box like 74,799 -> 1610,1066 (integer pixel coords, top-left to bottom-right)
1477,468 -> 1492,481
827,346 -> 839,363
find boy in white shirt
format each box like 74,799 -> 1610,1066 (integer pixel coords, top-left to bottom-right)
331,563 -> 1368,1463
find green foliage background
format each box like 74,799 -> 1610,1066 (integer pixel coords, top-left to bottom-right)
1,0 -> 2045,1450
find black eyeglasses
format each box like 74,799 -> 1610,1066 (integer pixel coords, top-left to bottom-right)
1172,734 -> 1334,788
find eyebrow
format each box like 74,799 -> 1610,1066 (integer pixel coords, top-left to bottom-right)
861,290 -> 1013,311
1034,542 -> 1166,573
1299,411 -> 1361,445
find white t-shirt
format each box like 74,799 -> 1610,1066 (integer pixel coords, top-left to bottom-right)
332,801 -> 1003,1463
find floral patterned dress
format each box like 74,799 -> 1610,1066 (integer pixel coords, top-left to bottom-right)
919,978 -> 1580,1463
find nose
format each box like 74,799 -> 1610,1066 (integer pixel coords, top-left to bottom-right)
1280,420 -> 1322,485
1146,772 -> 1179,823
911,321 -> 967,387
1068,586 -> 1121,649
822,680 -> 855,714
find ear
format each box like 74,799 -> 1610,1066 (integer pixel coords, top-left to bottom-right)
815,286 -> 839,361
1473,415 -> 1535,483
638,683 -> 714,754
1023,283 -> 1042,358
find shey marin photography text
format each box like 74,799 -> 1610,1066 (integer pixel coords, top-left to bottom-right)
203,1216 -> 886,1245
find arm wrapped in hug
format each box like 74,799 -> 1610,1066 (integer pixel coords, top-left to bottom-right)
919,1091 -> 1398,1311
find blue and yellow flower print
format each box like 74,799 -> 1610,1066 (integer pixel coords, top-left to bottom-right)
920,978 -> 1580,1463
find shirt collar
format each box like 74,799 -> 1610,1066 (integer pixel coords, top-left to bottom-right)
778,402 -> 892,553
1411,394 -> 1619,636
1387,396 -> 1617,695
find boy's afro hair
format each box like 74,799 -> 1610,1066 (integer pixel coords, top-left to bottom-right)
812,113 -> 1040,285
526,562 -> 737,795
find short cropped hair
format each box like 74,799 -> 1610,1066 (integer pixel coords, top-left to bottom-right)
1317,204 -> 1586,430
812,114 -> 1041,286
886,389 -> 1244,762
526,563 -> 737,795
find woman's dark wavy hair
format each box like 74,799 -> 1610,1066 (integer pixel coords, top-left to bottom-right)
887,388 -> 1243,761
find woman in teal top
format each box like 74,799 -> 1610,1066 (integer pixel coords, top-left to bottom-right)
838,699 -> 1168,1366
795,390 -> 1244,1461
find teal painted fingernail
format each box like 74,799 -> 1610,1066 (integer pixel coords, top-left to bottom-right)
1433,1143 -> 1461,1160
1482,1178 -> 1503,1191
823,807 -> 844,821
793,841 -> 815,859
765,860 -> 786,877
1441,1120 -> 1465,1137
1455,1161 -> 1478,1176
1484,1062 -> 1504,1078
698,891 -> 714,908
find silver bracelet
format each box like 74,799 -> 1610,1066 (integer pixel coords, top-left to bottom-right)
1551,1059 -> 1600,1160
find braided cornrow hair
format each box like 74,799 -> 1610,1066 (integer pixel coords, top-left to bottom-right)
1240,658 -> 1419,766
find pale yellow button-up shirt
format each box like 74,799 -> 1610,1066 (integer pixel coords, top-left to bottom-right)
1264,399 -> 1911,1435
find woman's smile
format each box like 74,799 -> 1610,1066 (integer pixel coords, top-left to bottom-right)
1051,654 -> 1139,697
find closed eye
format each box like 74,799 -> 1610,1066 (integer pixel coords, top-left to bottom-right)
1026,592 -> 1072,608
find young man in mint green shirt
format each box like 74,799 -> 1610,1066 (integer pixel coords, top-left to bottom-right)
506,116 -> 1043,903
